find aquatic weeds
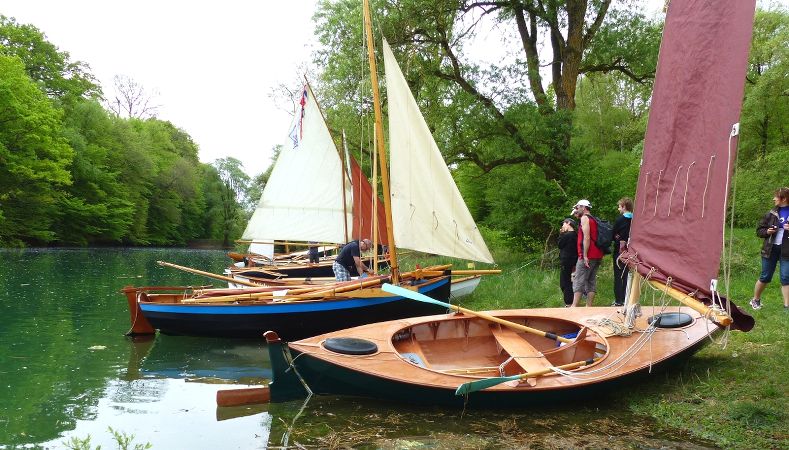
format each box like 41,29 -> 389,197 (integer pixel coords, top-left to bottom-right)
63,427 -> 151,450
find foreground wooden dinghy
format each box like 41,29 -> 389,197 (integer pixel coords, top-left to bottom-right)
265,301 -> 720,407
122,273 -> 451,340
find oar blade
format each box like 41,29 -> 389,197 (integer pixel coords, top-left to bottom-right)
455,375 -> 521,396
381,283 -> 450,309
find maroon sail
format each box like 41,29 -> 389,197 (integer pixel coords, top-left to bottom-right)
622,0 -> 755,329
350,156 -> 389,246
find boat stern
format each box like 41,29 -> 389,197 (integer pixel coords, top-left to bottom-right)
121,286 -> 156,336
264,331 -> 310,402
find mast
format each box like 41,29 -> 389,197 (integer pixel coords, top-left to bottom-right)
339,130 -> 350,243
362,0 -> 398,282
371,127 -> 379,273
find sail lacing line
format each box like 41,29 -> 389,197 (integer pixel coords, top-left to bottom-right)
682,162 -> 696,216
701,155 -> 716,218
667,165 -> 683,216
654,170 -> 663,216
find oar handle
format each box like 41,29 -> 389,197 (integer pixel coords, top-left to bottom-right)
158,260 -> 260,287
453,304 -> 572,344
216,386 -> 270,407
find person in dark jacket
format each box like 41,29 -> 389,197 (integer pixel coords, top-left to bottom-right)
612,197 -> 633,306
749,187 -> 789,310
333,239 -> 374,281
558,217 -> 578,306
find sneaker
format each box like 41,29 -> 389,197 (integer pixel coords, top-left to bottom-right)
611,302 -> 624,307
749,298 -> 762,310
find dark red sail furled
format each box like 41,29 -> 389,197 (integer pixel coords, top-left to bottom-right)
621,0 -> 756,329
350,157 -> 389,246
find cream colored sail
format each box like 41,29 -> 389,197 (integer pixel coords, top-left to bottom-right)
242,85 -> 352,244
383,39 -> 494,263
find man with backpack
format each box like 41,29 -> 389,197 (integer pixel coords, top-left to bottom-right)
571,199 -> 605,307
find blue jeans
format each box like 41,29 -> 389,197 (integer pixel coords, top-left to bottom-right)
759,245 -> 789,285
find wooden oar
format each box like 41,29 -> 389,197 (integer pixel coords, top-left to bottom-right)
454,358 -> 598,395
381,284 -> 572,344
182,276 -> 389,304
216,386 -> 270,407
157,261 -> 261,287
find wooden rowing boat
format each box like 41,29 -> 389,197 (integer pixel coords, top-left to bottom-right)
122,272 -> 451,340
265,303 -> 718,407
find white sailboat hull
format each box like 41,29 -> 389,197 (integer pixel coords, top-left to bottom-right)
449,275 -> 481,299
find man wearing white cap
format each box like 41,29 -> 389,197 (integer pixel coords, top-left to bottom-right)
571,199 -> 604,307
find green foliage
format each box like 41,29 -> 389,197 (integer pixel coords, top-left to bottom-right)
0,15 -> 100,103
573,73 -> 651,154
739,7 -> 789,162
732,150 -> 787,228
212,157 -> 251,246
0,54 -> 73,245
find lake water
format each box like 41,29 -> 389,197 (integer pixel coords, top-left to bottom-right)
0,248 -> 718,449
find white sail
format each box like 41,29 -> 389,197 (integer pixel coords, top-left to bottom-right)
242,85 -> 352,244
383,39 -> 494,263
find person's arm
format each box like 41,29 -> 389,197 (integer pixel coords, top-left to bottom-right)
352,256 -> 370,275
581,215 -> 591,267
756,212 -> 776,238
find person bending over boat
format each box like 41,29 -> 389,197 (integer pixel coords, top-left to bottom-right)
571,199 -> 603,307
749,187 -> 789,311
333,239 -> 374,281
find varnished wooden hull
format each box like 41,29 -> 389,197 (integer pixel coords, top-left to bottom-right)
125,277 -> 451,340
266,306 -> 721,406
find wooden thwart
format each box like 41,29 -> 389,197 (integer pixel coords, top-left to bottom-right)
490,326 -> 553,373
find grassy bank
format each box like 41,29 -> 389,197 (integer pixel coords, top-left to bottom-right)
416,227 -> 786,449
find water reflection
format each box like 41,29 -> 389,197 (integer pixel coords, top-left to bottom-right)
41,379 -> 270,449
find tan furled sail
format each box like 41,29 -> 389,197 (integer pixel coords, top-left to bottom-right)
383,39 -> 493,263
242,85 -> 352,244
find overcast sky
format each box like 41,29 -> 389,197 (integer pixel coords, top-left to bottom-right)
2,0 -> 785,176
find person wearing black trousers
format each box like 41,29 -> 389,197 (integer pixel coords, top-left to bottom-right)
612,197 -> 633,306
558,217 -> 578,306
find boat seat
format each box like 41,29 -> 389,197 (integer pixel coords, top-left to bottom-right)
490,325 -> 554,374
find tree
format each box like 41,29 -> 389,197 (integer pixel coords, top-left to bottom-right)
739,7 -> 789,161
213,157 -> 251,247
0,54 -> 74,245
53,101 -> 136,244
732,7 -> 789,227
0,15 -> 100,104
105,75 -> 160,119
